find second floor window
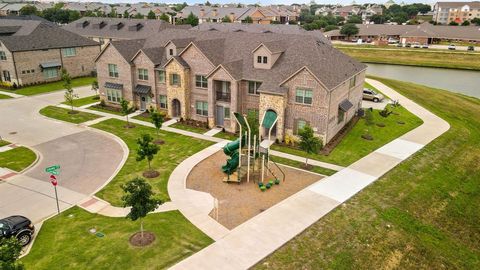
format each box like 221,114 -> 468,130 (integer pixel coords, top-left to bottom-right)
257,56 -> 262,63
138,68 -> 148,80
195,75 -> 208,88
349,75 -> 357,88
170,73 -> 180,86
108,64 -> 118,78
295,88 -> 313,105
263,56 -> 268,64
157,70 -> 165,83
0,51 -> 6,60
248,81 -> 262,95
196,101 -> 208,116
169,49 -> 174,56
62,47 -> 76,57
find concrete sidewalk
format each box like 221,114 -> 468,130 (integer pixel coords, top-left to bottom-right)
169,79 -> 450,269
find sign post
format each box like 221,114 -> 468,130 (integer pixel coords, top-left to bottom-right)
50,175 -> 60,214
46,165 -> 61,214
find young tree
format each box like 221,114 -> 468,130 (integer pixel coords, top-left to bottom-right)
108,8 -> 117,18
298,125 -> 323,168
123,10 -> 130,18
0,237 -> 24,270
122,177 -> 162,240
136,133 -> 159,173
222,15 -> 232,23
91,79 -> 99,96
185,12 -> 199,26
340,23 -> 359,40
62,69 -> 78,113
243,16 -> 253,23
120,98 -> 134,127
150,110 -> 164,138
147,10 -> 156,19
134,13 -> 144,19
20,4 -> 38,15
159,13 -> 169,22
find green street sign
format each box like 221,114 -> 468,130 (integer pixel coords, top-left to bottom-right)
45,165 -> 60,175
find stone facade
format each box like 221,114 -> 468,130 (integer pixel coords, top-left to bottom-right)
165,59 -> 190,119
0,44 -> 99,87
259,93 -> 286,140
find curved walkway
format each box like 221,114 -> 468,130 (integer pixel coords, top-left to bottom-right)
169,79 -> 450,269
0,87 -> 125,224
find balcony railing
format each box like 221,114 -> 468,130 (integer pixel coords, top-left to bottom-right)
216,91 -> 231,102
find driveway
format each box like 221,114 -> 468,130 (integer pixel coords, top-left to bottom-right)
0,87 -> 124,223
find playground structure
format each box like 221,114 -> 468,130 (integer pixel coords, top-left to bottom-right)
221,111 -> 285,190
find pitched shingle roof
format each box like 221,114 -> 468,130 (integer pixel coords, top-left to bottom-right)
109,39 -> 146,62
0,20 -> 99,52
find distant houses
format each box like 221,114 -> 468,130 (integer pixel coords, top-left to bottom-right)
433,1 -> 480,24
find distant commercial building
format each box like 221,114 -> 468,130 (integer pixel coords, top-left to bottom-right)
433,1 -> 480,24
0,19 -> 100,87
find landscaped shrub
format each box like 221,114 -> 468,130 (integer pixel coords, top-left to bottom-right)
269,180 -> 274,186
284,134 -> 297,146
379,107 -> 393,118
274,179 -> 280,185
266,183 -> 271,189
260,185 -> 266,192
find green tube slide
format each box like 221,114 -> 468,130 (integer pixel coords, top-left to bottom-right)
221,136 -> 246,175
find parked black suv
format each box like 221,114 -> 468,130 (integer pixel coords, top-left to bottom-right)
0,216 -> 35,246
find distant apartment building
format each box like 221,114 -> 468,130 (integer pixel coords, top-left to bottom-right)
63,17 -> 190,49
175,6 -> 298,24
0,19 -> 100,87
94,27 -> 365,143
433,1 -> 480,24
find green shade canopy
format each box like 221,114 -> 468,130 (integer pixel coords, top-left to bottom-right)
262,110 -> 277,129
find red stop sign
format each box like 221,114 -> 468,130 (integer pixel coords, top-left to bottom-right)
51,179 -> 58,186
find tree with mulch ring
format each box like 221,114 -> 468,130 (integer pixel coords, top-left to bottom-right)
361,134 -> 374,141
120,98 -> 135,128
122,177 -> 162,247
298,125 -> 323,170
397,121 -> 405,125
136,134 -> 160,178
150,110 -> 165,145
376,122 -> 386,127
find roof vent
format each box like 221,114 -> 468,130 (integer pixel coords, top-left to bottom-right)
76,20 -> 89,28
128,23 -> 143,31
92,21 -> 107,29
110,22 -> 124,30
262,30 -> 273,33
233,29 -> 243,32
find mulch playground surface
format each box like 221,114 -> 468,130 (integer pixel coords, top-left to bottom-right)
186,151 -> 324,229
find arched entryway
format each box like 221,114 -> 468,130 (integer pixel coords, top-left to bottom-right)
172,99 -> 181,118
263,109 -> 277,138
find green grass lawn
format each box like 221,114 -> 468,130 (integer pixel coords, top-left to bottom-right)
40,106 -> 102,124
21,207 -> 213,270
132,112 -> 152,122
92,118 -> 214,206
1,77 -> 95,96
271,104 -> 423,166
62,95 -> 99,107
170,122 -> 209,134
0,146 -> 36,172
213,131 -> 239,141
256,78 -> 480,269
270,156 -> 336,176
0,140 -> 10,147
88,105 -> 125,116
0,93 -> 12,99
336,46 -> 480,70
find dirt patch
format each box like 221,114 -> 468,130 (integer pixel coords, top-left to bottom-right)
129,231 -> 155,247
67,110 -> 79,115
186,150 -> 324,229
143,170 -> 159,178
153,139 -> 165,145
124,124 -> 136,129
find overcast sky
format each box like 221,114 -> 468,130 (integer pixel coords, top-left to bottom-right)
52,0 -> 443,5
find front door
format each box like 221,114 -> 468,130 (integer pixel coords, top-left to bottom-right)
140,96 -> 147,110
216,105 -> 224,127
172,99 -> 181,118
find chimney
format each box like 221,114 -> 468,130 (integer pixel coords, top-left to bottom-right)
229,12 -> 235,22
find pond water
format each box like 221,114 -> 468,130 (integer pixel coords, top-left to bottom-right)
366,63 -> 480,99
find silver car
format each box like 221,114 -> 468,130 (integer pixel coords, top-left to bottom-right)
363,88 -> 384,103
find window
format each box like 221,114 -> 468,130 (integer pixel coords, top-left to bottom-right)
338,108 -> 345,124
159,95 -> 167,109
169,49 -> 174,56
157,70 -> 165,83
195,101 -> 208,116
195,75 -> 208,88
295,88 -> 313,105
108,64 -> 119,78
0,51 -> 6,60
43,68 -> 58,79
138,68 -> 148,80
248,81 -> 262,95
224,107 -> 230,119
170,73 -> 180,86
257,55 -> 262,63
31,69 -> 35,73
349,75 -> 357,88
2,70 -> 10,82
294,119 -> 308,135
263,56 -> 268,64
62,47 -> 76,57
106,88 -> 122,103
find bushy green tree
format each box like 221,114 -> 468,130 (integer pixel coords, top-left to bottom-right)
222,15 -> 232,23
347,15 -> 362,24
159,13 -> 169,22
150,110 -> 164,138
243,16 -> 253,23
185,12 -> 199,26
136,133 -> 159,172
147,10 -> 156,19
0,237 -> 24,270
340,23 -> 359,39
449,21 -> 459,26
122,178 -> 162,239
461,20 -> 470,26
298,125 -> 323,167
19,4 -> 38,15
324,25 -> 339,31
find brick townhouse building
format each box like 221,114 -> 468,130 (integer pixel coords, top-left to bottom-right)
95,28 -> 366,143
0,19 -> 100,87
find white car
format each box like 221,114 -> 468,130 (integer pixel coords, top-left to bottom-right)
363,88 -> 384,103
